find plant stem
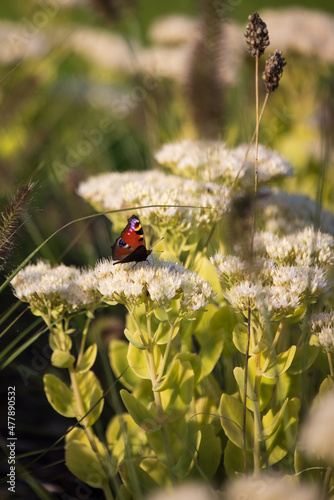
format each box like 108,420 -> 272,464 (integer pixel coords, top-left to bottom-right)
229,93 -> 269,195
243,302 -> 251,473
155,319 -> 176,386
327,352 -> 334,376
254,54 -> 259,196
144,303 -> 175,471
69,367 -> 114,500
322,467 -> 332,500
261,319 -> 285,373
77,316 -> 92,366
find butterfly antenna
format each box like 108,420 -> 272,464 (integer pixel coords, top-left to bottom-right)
151,237 -> 164,249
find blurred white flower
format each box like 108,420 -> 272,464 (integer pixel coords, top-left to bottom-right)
225,474 -> 319,500
155,140 -> 292,186
77,170 -> 230,235
259,189 -> 334,236
147,483 -> 215,500
300,390 -> 334,466
311,311 -> 334,353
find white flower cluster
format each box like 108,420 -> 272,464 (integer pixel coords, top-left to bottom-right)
211,226 -> 331,319
94,256 -> 216,314
77,170 -> 230,234
255,227 -> 334,267
300,390 -> 334,466
155,139 -> 292,186
258,188 -> 334,235
311,311 -> 334,353
11,261 -> 100,318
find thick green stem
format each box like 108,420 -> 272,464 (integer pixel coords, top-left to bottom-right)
69,367 -> 114,500
253,357 -> 262,474
261,319 -> 285,373
77,316 -> 92,366
243,303 -> 251,473
327,352 -> 334,376
155,319 -> 176,386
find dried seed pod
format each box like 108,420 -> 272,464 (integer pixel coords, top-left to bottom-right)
262,50 -> 287,93
245,12 -> 270,58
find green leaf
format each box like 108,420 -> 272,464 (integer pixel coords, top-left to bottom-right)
65,429 -> 116,489
319,375 -> 334,395
49,330 -> 72,351
120,389 -> 160,432
44,373 -> 76,417
159,360 -> 194,421
77,344 -> 97,373
224,439 -> 253,477
77,370 -> 104,426
153,308 -> 168,322
109,340 -> 141,390
219,393 -> 254,450
119,458 -> 160,496
147,418 -> 187,466
154,353 -> 200,391
195,312 -> 224,380
51,350 -> 75,368
140,458 -> 173,488
106,413 -> 148,465
232,324 -> 248,354
262,398 -> 289,438
124,329 -> 146,350
265,397 -> 300,466
234,364 -> 275,412
262,345 -> 296,378
209,305 -> 236,356
127,342 -> 161,380
171,421 -> 201,478
195,424 -> 222,479
288,344 -> 318,375
156,323 -> 179,345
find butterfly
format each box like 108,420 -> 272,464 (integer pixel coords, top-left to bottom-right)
111,215 -> 152,265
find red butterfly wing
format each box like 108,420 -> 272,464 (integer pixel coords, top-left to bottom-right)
111,215 -> 151,264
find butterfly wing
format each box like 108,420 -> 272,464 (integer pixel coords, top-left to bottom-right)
111,215 -> 151,264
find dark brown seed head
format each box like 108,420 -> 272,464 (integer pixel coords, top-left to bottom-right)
244,12 -> 270,58
262,50 -> 287,93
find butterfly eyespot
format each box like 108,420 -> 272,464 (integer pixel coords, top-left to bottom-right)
111,215 -> 152,264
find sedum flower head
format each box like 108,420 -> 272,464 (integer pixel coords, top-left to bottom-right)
226,474 -> 319,500
11,261 -> 101,318
311,311 -> 334,353
212,242 -> 329,320
258,188 -> 334,236
155,140 -> 292,186
94,255 -> 216,315
77,170 -> 230,235
300,390 -> 334,466
255,227 -> 334,267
